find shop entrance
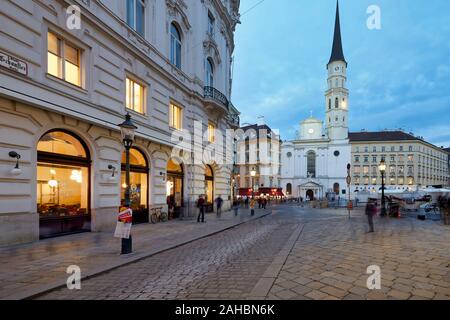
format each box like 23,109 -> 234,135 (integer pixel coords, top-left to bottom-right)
121,148 -> 149,224
166,159 -> 184,219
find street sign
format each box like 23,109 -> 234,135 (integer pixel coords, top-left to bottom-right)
346,175 -> 351,185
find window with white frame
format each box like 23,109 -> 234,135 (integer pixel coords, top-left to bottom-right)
205,58 -> 214,87
47,32 -> 81,87
170,23 -> 182,68
126,77 -> 144,114
126,0 -> 145,36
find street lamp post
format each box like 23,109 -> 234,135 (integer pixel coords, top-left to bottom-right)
379,159 -> 387,217
119,113 -> 137,254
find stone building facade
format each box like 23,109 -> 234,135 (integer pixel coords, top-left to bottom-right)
0,0 -> 240,245
349,131 -> 449,193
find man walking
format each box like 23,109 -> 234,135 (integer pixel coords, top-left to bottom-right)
250,197 -> 255,216
197,195 -> 205,223
365,198 -> 377,232
215,195 -> 223,219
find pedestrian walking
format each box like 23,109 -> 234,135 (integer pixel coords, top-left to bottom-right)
244,196 -> 249,209
197,195 -> 205,223
250,198 -> 255,216
233,199 -> 239,216
215,195 -> 223,219
258,197 -> 262,209
365,198 -> 377,232
262,197 -> 267,209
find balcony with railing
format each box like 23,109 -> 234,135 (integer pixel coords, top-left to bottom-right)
204,86 -> 229,112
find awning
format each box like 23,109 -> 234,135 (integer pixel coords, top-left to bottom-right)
258,188 -> 285,197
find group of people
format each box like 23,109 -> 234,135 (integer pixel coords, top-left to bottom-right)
195,195 -> 271,222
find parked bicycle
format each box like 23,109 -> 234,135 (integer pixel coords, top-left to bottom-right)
150,207 -> 168,224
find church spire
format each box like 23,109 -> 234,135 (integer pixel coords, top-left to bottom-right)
328,0 -> 346,66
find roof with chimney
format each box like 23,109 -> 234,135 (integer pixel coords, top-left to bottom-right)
328,0 -> 347,66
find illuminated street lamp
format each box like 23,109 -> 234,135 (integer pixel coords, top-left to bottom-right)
118,113 -> 137,254
250,167 -> 256,199
379,159 -> 387,217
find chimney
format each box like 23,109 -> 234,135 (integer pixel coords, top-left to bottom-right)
257,115 -> 265,126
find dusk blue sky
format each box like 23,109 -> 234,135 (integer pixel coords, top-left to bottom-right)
231,0 -> 450,147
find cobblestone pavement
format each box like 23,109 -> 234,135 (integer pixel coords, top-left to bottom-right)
267,206 -> 450,300
37,210 -> 302,300
36,205 -> 450,300
0,208 -> 270,300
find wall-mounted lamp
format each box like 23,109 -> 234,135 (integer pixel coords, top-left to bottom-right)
107,165 -> 117,182
9,151 -> 22,175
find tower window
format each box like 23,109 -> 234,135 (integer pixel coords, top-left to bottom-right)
328,99 -> 331,109
335,97 -> 339,108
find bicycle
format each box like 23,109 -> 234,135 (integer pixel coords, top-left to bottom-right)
150,207 -> 168,224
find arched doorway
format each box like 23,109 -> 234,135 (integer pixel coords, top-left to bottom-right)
121,148 -> 149,224
286,183 -> 292,195
333,183 -> 340,195
37,130 -> 91,239
306,189 -> 314,201
166,159 -> 184,219
205,165 -> 214,212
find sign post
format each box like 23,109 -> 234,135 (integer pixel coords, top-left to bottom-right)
114,207 -> 133,242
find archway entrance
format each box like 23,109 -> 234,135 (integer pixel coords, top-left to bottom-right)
37,130 -> 91,239
121,148 -> 149,224
306,189 -> 314,201
205,165 -> 214,213
166,159 -> 184,219
333,183 -> 340,195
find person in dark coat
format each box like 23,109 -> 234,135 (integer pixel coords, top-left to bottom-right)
365,198 -> 377,232
197,195 -> 205,223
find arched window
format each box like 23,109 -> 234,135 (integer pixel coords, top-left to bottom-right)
205,58 -> 214,87
37,130 -> 91,238
286,183 -> 292,195
335,97 -> 339,108
170,23 -> 181,68
121,148 -> 149,224
307,151 -> 316,178
328,99 -> 331,110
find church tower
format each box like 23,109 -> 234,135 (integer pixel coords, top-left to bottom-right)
325,0 -> 349,141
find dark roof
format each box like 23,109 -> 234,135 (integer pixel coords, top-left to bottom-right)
444,148 -> 450,153
328,0 -> 347,66
239,123 -> 280,140
348,131 -> 421,142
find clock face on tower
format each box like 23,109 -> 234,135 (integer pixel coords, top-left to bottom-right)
308,128 -> 314,134
334,66 -> 340,72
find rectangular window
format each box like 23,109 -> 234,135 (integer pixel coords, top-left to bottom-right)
355,156 -> 360,163
126,78 -> 144,114
169,103 -> 182,130
371,177 -> 377,185
47,32 -> 81,87
363,166 -> 369,175
372,156 -> 377,163
373,146 -> 377,152
399,146 -> 404,152
408,154 -> 414,162
354,166 -> 361,174
208,123 -> 216,143
127,0 -> 145,36
382,146 -> 386,152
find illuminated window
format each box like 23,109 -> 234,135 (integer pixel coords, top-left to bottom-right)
47,32 -> 81,86
208,123 -> 216,143
126,0 -> 145,36
169,103 -> 182,130
126,78 -> 144,114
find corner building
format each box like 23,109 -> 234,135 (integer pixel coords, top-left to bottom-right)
0,0 -> 241,245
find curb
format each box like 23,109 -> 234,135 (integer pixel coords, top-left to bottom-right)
11,209 -> 273,300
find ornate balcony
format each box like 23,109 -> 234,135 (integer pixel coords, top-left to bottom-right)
204,86 -> 229,111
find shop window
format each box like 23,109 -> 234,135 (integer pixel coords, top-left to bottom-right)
126,77 -> 144,114
47,32 -> 81,87
121,148 -> 149,224
166,159 -> 184,219
37,130 -> 91,238
205,165 -> 214,209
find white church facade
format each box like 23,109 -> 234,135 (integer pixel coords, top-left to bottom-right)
281,2 -> 351,200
